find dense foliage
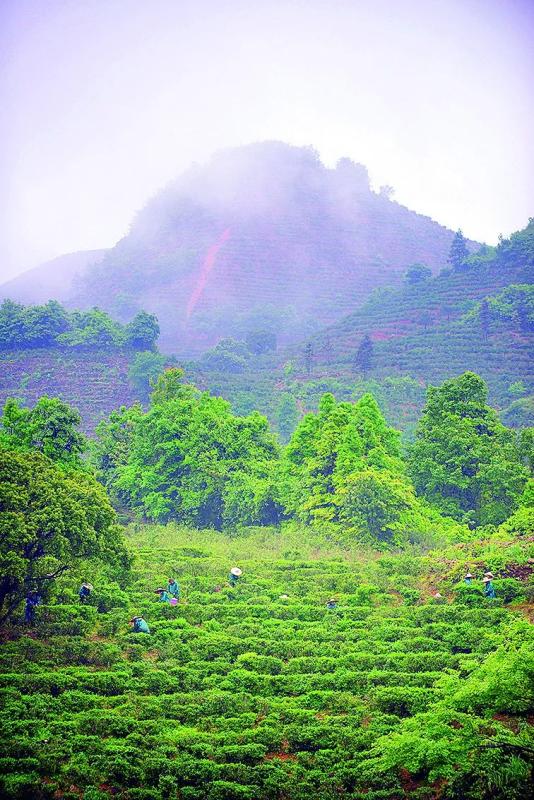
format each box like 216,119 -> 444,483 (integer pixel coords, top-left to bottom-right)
95,370 -> 281,529
1,150 -> 532,800
0,448 -> 128,623
408,373 -> 530,526
0,396 -> 86,468
0,300 -> 159,351
0,523 -> 532,800
93,371 -> 530,544
468,285 -> 534,332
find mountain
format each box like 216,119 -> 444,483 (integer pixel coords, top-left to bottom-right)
72,142 -> 475,354
307,221 -> 533,383
0,250 -> 106,305
183,221 -> 533,438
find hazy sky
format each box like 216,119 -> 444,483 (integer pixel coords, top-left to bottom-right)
1,0 -> 533,282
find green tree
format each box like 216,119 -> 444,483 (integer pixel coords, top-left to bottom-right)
0,299 -> 25,347
201,339 -> 249,373
128,351 -> 166,401
23,300 -> 71,346
279,392 -> 403,523
500,397 -> 534,430
304,342 -> 313,376
125,311 -> 160,350
404,263 -> 432,285
518,428 -> 534,475
99,386 -> 280,528
339,467 -> 414,543
277,393 -> 300,443
150,368 -> 195,405
245,330 -> 277,355
408,373 -> 529,526
58,308 -> 124,348
448,230 -> 470,271
354,335 -> 373,375
0,397 -> 86,467
508,381 -> 527,398
92,403 -> 144,504
0,448 -> 128,622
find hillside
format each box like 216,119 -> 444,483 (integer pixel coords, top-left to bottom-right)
309,224 -> 533,371
0,349 -> 140,434
184,223 -> 533,438
0,250 -> 106,305
72,143 -> 474,354
1,523 -> 532,800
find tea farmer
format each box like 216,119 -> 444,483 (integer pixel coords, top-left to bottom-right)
483,577 -> 496,599
167,578 -> 180,599
484,571 -> 494,580
155,587 -> 170,603
464,572 -> 473,586
326,598 -> 338,610
24,591 -> 41,624
130,616 -> 150,634
79,582 -> 93,603
229,567 -> 242,587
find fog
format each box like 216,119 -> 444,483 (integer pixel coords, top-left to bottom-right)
1,0 -> 533,282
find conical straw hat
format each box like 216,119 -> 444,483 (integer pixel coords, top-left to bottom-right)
230,567 -> 242,576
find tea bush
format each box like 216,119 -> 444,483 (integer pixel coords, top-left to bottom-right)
0,523 -> 532,799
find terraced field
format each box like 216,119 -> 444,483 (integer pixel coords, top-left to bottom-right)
1,525 -> 532,800
0,349 -> 139,434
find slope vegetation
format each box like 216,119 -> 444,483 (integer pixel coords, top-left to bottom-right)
0,348 -> 139,434
310,225 -> 533,379
1,524 -> 532,800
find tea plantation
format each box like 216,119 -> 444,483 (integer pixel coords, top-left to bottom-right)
1,524 -> 533,800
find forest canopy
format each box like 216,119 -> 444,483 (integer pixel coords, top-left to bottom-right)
0,299 -> 160,350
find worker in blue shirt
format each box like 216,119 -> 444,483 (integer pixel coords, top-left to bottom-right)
155,587 -> 170,602
24,592 -> 41,624
483,577 -> 496,599
229,567 -> 242,587
79,582 -> 93,603
167,578 -> 180,599
130,616 -> 150,633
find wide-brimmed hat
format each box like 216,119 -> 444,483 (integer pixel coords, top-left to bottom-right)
484,572 -> 494,578
465,573 -> 473,578
230,567 -> 242,577
130,616 -> 141,622
155,587 -> 165,593
82,582 -> 93,589
482,577 -> 492,583
279,594 -> 289,600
